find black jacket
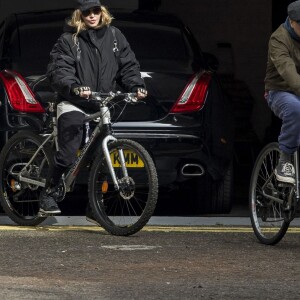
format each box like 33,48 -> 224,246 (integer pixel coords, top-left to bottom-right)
47,24 -> 145,111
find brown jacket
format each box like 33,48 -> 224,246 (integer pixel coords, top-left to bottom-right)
265,24 -> 300,96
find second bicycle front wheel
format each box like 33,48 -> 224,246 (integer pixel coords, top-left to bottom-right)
88,139 -> 158,236
249,142 -> 290,245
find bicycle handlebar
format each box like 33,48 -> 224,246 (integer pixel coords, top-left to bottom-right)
83,91 -> 140,123
90,91 -> 138,103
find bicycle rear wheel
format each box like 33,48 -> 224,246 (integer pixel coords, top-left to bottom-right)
0,131 -> 53,226
88,139 -> 158,236
249,142 -> 290,245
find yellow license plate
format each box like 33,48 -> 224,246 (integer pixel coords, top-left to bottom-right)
111,150 -> 144,168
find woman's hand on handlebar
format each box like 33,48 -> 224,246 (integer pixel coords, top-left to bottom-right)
136,88 -> 148,100
81,90 -> 91,99
73,86 -> 92,99
73,87 -> 147,100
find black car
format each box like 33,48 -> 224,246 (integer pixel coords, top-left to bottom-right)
0,9 -> 234,213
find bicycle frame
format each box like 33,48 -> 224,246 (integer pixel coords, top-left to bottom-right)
261,149 -> 300,210
63,119 -> 119,192
17,94 -> 133,193
294,150 -> 300,200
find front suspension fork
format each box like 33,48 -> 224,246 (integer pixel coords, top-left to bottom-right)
102,135 -> 128,190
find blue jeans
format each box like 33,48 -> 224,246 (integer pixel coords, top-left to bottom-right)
267,90 -> 300,154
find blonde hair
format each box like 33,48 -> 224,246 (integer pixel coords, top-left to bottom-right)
67,6 -> 114,40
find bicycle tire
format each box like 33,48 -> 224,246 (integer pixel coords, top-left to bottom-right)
0,131 -> 53,226
88,139 -> 158,236
249,142 -> 290,245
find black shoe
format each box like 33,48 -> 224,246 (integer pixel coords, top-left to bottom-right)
86,206 -> 100,226
275,161 -> 295,185
39,189 -> 61,214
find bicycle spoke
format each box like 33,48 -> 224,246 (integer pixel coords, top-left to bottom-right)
89,139 -> 158,236
0,132 -> 52,226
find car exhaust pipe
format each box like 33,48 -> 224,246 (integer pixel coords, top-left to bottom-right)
181,164 -> 205,177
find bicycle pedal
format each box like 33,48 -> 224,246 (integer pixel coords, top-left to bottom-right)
38,211 -> 48,217
38,211 -> 60,217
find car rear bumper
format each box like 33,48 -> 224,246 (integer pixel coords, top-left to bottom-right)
112,129 -> 208,185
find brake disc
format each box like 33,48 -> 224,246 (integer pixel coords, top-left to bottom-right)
119,177 -> 135,200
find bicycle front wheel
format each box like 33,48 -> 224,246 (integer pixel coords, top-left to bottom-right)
0,131 -> 53,226
88,139 -> 158,236
249,142 -> 290,245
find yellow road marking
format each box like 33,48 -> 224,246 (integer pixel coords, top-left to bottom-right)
0,225 -> 299,233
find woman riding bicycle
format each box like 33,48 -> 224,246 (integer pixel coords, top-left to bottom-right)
42,0 -> 148,216
265,0 -> 300,186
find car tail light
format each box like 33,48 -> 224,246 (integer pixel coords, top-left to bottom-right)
171,71 -> 212,113
0,69 -> 45,113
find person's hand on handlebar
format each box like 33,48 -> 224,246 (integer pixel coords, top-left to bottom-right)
73,86 -> 91,99
73,86 -> 147,100
136,88 -> 148,100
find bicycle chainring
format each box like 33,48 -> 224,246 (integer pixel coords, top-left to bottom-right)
56,180 -> 67,202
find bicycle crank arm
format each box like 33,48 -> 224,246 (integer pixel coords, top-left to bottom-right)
38,211 -> 59,217
19,175 -> 46,188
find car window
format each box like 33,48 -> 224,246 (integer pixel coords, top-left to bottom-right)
114,21 -> 191,61
9,22 -> 63,76
4,16 -> 196,76
0,21 -> 4,57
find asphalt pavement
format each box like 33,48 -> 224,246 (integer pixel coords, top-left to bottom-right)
0,202 -> 300,299
0,224 -> 299,299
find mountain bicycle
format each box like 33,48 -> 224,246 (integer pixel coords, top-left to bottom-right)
0,91 -> 158,236
249,142 -> 299,245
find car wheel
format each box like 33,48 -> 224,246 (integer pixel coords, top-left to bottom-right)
193,162 -> 234,214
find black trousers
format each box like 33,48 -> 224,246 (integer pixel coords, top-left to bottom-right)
47,111 -> 85,187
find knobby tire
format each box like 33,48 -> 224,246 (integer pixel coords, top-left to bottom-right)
249,142 -> 290,245
88,139 -> 158,236
0,131 -> 53,226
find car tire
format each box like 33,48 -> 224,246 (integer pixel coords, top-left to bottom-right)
193,162 -> 234,214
